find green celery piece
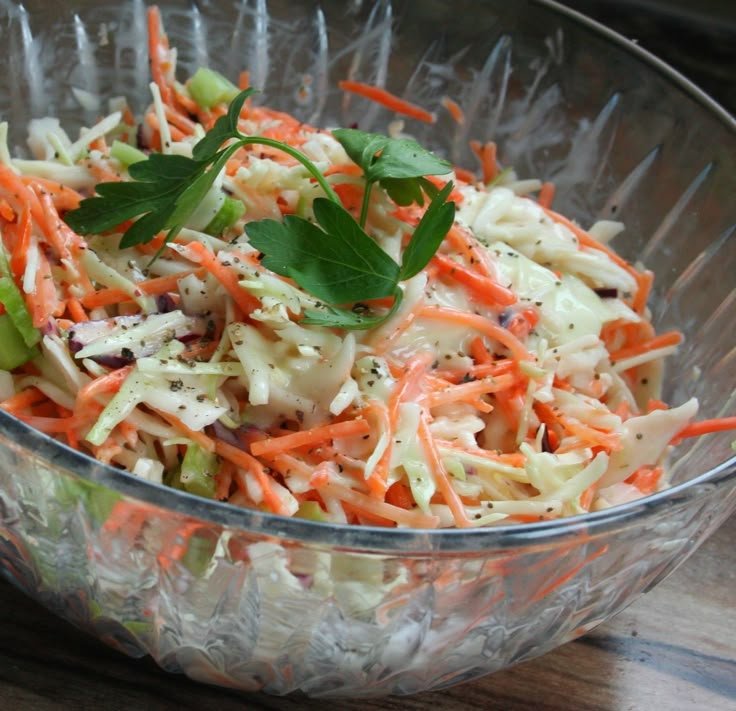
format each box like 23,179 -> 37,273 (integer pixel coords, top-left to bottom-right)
179,442 -> 218,498
188,67 -> 241,110
203,195 -> 246,236
180,531 -> 218,577
294,501 -> 329,522
0,246 -> 40,348
110,140 -> 147,167
0,313 -> 37,370
53,477 -> 122,524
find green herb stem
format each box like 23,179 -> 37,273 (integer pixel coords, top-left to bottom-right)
358,181 -> 373,229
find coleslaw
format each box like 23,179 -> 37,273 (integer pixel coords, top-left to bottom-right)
0,7 -> 733,530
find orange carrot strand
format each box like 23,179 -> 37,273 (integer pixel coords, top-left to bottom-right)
250,418 -> 371,458
338,80 -> 435,124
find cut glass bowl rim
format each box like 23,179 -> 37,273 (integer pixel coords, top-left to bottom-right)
1,0 -> 734,553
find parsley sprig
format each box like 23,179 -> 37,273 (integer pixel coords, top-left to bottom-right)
64,88 -> 456,330
332,128 -> 452,228
65,89 -> 339,250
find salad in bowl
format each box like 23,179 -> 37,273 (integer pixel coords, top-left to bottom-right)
0,0 -> 734,697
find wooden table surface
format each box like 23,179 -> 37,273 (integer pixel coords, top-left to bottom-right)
0,513 -> 733,710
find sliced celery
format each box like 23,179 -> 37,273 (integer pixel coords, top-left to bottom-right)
110,140 -> 147,167
204,196 -> 246,236
188,67 -> 240,110
0,313 -> 37,370
180,531 -> 218,577
0,246 -> 40,348
179,442 -> 218,498
294,500 -> 329,522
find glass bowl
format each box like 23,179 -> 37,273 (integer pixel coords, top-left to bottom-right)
1,0 -> 734,698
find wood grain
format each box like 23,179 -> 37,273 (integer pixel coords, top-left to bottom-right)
0,513 -> 733,711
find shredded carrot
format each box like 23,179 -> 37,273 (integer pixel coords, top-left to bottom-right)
102,500 -> 149,538
362,399 -> 393,498
338,80 -> 435,124
173,86 -> 200,117
147,6 -> 174,108
534,401 -> 622,452
632,269 -> 654,316
8,203 -> 32,281
507,308 -> 539,341
35,186 -> 86,263
150,407 -> 216,453
340,500 -> 397,527
80,269 -> 202,309
75,365 -> 134,409
250,418 -> 371,458
29,250 -> 62,327
531,545 -> 608,602
608,330 -> 683,365
163,105 -> 198,136
434,358 -> 516,384
385,481 -> 415,510
321,481 -> 440,528
66,296 -> 89,323
417,414 -> 472,528
20,177 -> 83,211
0,387 -> 48,413
537,181 -> 555,209
55,405 -> 80,449
424,373 -> 515,410
13,412 -> 82,434
216,439 -> 290,516
440,96 -> 465,125
179,242 -> 261,316
0,198 -> 14,221
215,459 -> 235,500
0,164 -> 46,229
419,305 -> 534,363
118,419 -> 139,450
454,166 -> 478,184
434,439 -> 526,468
470,140 -> 498,184
91,438 -> 123,464
444,224 -> 497,279
145,111 -> 187,143
578,483 -> 597,511
542,206 -> 642,286
625,465 -> 663,495
432,252 -> 517,307
672,417 -> 736,444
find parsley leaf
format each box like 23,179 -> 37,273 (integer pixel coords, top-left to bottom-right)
400,182 -> 456,280
191,88 -> 255,160
246,186 -> 453,330
64,87 -> 339,251
64,87 -> 458,332
301,289 -> 404,329
247,198 -> 399,304
331,127 -> 452,227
